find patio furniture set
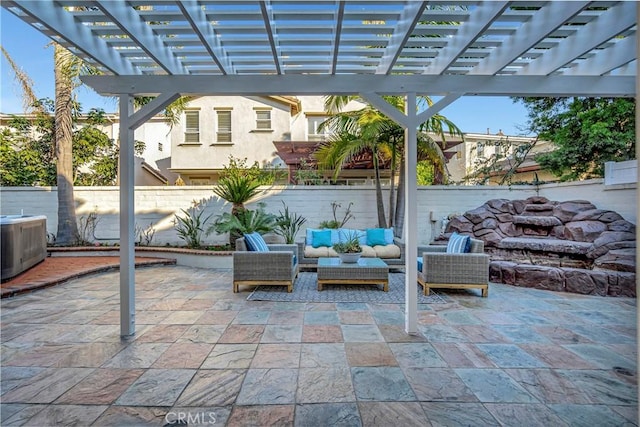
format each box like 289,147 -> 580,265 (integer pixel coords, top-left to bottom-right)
232,230 -> 490,297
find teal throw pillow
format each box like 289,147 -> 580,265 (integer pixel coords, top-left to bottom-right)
312,230 -> 332,248
366,228 -> 387,246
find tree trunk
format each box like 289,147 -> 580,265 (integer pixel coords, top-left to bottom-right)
54,43 -> 78,245
373,149 -> 387,228
394,156 -> 405,238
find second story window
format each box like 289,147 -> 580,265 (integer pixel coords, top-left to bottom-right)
216,110 -> 232,143
307,115 -> 330,141
255,109 -> 272,130
476,142 -> 485,158
184,110 -> 200,143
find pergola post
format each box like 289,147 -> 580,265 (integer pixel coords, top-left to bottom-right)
119,95 -> 136,337
404,93 -> 418,334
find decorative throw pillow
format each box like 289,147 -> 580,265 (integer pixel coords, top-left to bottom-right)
306,228 -> 321,245
366,228 -> 387,246
384,228 -> 394,244
446,232 -> 471,253
244,232 -> 269,252
417,257 -> 423,272
312,229 -> 332,248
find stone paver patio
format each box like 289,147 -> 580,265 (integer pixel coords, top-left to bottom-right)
1,265 -> 637,426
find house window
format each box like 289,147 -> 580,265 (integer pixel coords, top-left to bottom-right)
307,116 -> 330,141
158,142 -> 163,152
216,110 -> 232,143
255,109 -> 272,130
190,177 -> 211,185
476,142 -> 484,157
184,111 -> 200,143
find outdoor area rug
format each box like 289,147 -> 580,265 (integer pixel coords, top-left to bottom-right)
247,272 -> 447,303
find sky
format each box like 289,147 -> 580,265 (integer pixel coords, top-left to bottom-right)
1,9 -> 533,136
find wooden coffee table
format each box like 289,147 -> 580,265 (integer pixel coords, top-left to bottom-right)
317,257 -> 389,291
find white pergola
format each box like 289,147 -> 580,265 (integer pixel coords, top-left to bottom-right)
3,0 -> 636,337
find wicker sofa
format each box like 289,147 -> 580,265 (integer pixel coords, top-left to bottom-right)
297,228 -> 405,269
417,237 -> 489,297
232,237 -> 299,293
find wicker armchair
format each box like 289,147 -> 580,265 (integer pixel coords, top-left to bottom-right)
417,238 -> 489,297
232,237 -> 299,293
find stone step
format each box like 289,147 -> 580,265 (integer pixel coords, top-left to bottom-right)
498,237 -> 592,255
512,215 -> 562,227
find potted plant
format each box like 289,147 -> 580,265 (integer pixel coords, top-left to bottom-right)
332,234 -> 362,263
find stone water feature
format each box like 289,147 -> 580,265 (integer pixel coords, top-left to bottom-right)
443,197 -> 636,297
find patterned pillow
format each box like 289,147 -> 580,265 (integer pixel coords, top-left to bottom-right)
446,232 -> 471,253
243,232 -> 269,252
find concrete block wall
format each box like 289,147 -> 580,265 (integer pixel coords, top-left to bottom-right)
1,179 -> 635,246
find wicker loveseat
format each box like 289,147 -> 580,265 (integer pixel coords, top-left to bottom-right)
417,237 -> 489,297
297,227 -> 405,269
233,236 -> 299,293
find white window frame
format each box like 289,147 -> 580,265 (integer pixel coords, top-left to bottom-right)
215,109 -> 232,143
184,110 -> 200,144
307,115 -> 331,141
254,108 -> 272,130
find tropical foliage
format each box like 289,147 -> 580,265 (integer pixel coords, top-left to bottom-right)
273,201 -> 307,244
174,200 -> 212,249
210,203 -> 276,242
515,97 -> 635,181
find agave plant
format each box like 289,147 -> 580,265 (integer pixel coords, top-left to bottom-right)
209,203 -> 276,248
273,201 -> 307,244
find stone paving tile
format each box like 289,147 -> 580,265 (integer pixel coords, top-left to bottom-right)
217,325 -> 264,344
417,324 -> 468,342
17,404 -> 108,426
548,403 -> 634,427
377,325 -> 428,343
336,302 -> 369,311
1,367 -> 93,404
261,325 -> 303,343
116,369 -> 196,406
557,370 -> 638,405
338,310 -> 374,324
227,405 -> 293,427
233,310 -> 271,325
439,309 -> 483,325
389,342 -> 447,368
297,367 -> 355,403
160,310 -> 205,325
455,368 -> 538,403
136,324 -> 191,343
431,342 -> 497,368
169,406 -> 232,427
370,309 -> 405,325
55,368 -> 144,404
101,342 -> 170,368
294,403 -> 361,427
1,404 -> 46,426
300,343 -> 348,368
52,342 -> 127,368
304,311 -> 340,325
563,344 -> 636,370
421,402 -> 499,426
236,368 -> 298,405
345,342 -> 397,367
341,324 -> 384,342
504,368 -> 591,404
455,325 -> 511,343
358,401 -> 430,426
178,324 -> 227,344
404,367 -> 478,402
475,343 -> 548,368
152,342 -> 213,369
485,403 -> 569,426
351,367 -> 416,401
195,310 -> 238,325
201,344 -> 257,369
175,369 -> 246,406
251,344 -> 301,368
301,325 -> 343,343
92,406 -> 168,425
519,344 -> 597,369
1,367 -> 45,395
267,311 -> 304,325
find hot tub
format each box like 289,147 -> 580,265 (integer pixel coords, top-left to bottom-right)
1,215 -> 47,281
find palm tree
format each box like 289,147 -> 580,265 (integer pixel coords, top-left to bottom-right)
317,95 -> 462,234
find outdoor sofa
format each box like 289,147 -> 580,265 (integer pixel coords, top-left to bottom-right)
297,227 -> 405,269
233,235 -> 299,293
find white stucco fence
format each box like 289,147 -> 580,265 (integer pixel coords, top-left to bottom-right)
1,179 -> 635,246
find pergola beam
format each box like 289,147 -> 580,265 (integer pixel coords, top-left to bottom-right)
81,74 -> 635,97
376,1 -> 428,74
425,1 -> 509,75
469,1 -> 589,75
4,0 -> 137,75
330,1 -> 345,75
567,36 -> 637,77
518,1 -> 637,76
95,0 -> 186,75
260,0 -> 282,74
